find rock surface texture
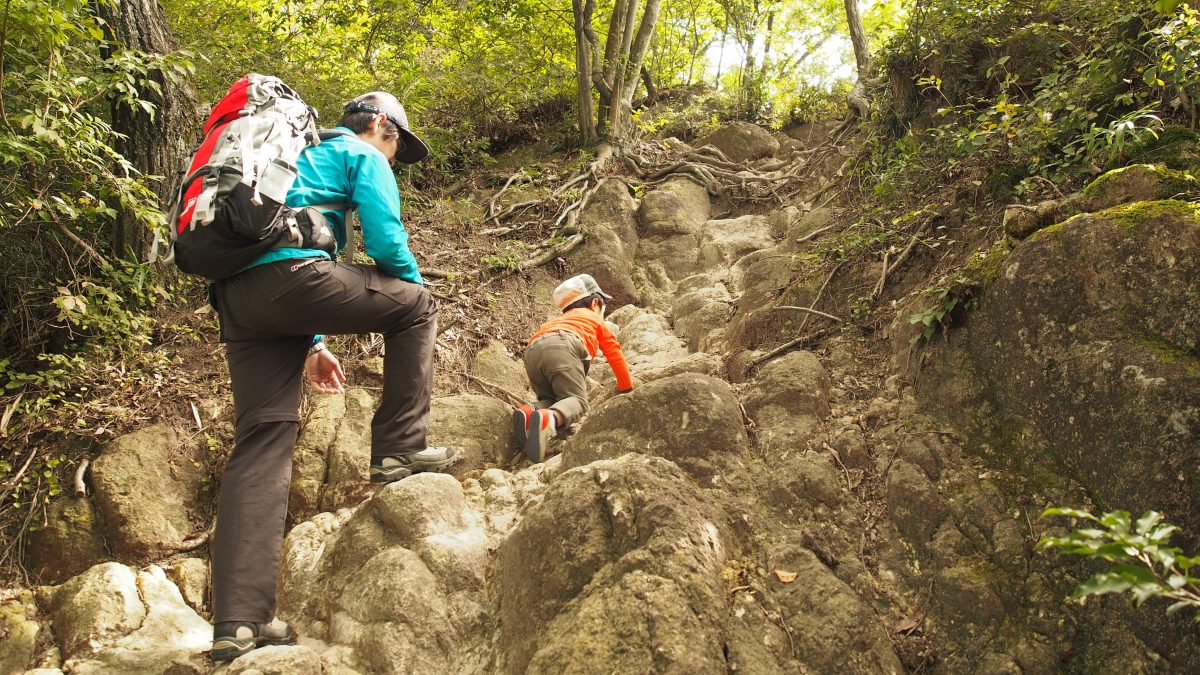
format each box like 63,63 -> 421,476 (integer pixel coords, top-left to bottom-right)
11,124 -> 1200,674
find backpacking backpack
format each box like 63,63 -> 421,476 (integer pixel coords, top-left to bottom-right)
164,74 -> 338,279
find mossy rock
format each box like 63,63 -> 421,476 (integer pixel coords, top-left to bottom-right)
1080,164 -> 1200,212
1117,124 -> 1200,171
914,197 -> 1200,541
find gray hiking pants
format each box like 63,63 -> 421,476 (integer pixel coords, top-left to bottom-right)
523,330 -> 590,427
210,257 -> 437,624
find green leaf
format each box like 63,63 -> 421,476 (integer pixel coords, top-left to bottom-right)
1041,507 -> 1096,521
1155,0 -> 1186,16
1135,511 -> 1163,535
1072,572 -> 1134,599
1166,600 -> 1194,615
1100,511 -> 1132,535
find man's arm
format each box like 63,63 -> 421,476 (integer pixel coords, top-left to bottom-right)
347,150 -> 423,284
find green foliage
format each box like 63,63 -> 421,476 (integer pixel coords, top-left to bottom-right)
907,280 -> 976,346
1039,507 -> 1200,619
866,1 -> 1196,206
480,240 -> 527,273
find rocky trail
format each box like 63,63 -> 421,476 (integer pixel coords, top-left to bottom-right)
3,121 -> 1199,674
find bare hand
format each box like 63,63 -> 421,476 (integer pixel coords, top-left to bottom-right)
306,349 -> 346,394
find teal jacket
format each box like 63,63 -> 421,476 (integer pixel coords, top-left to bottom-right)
245,127 -> 423,285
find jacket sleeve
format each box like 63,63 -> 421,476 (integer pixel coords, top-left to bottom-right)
346,149 -> 423,285
596,321 -> 634,391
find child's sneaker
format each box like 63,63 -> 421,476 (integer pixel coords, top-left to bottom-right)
525,408 -> 556,463
209,618 -> 296,661
512,403 -> 534,448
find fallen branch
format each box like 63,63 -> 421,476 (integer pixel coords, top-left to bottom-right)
747,327 -> 838,372
872,250 -> 890,299
55,221 -> 107,268
885,222 -> 930,279
459,371 -> 527,407
488,169 -> 528,219
73,459 -> 89,498
770,306 -> 846,323
518,233 -> 585,271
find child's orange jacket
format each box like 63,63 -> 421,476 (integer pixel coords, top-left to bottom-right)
528,308 -> 634,390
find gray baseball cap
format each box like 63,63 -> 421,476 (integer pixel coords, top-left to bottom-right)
344,92 -> 429,164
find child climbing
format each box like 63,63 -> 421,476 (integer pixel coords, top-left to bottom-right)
514,273 -> 634,462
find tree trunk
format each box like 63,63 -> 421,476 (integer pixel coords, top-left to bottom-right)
98,0 -> 197,261
640,66 -> 658,107
844,0 -> 870,77
573,0 -> 597,145
843,0 -> 871,120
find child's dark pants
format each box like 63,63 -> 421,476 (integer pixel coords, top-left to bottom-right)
523,330 -> 590,426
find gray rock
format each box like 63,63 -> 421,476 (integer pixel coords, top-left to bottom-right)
162,558 -> 209,618
371,472 -> 470,543
320,388 -> 376,512
225,644 -> 324,674
469,340 -> 535,402
670,284 -> 732,352
46,562 -> 145,655
0,590 -> 42,674
696,122 -> 780,163
26,496 -> 109,583
697,214 -> 777,271
427,393 -> 512,474
51,564 -> 210,673
90,424 -> 204,563
887,460 -> 945,549
914,200 -> 1200,536
494,455 -> 728,673
637,176 -> 710,236
292,392 -> 346,520
566,178 -> 639,307
561,373 -> 749,479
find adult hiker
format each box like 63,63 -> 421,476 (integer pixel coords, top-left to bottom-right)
207,91 -> 456,661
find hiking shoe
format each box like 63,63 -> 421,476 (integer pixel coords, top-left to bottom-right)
370,446 -> 457,483
525,408 -> 556,463
209,618 -> 296,662
512,403 -> 534,448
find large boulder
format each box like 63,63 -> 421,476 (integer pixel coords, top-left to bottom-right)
493,454 -> 729,674
278,472 -> 519,672
910,199 -> 1200,535
637,176 -> 710,237
469,340 -> 535,402
671,282 -> 733,352
768,546 -> 906,673
26,496 -> 109,583
47,562 -> 210,674
565,178 -> 639,307
428,393 -> 512,474
319,388 -> 376,513
743,350 -> 832,458
695,122 -> 780,163
1080,164 -> 1200,212
90,424 -> 204,563
561,373 -> 749,480
697,214 -> 777,271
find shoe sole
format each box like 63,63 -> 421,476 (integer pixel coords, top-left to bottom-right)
525,410 -> 548,463
512,408 -> 529,448
209,633 -> 296,661
370,455 -> 458,483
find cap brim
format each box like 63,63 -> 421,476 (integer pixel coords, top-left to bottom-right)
395,128 -> 429,165
597,290 -> 613,299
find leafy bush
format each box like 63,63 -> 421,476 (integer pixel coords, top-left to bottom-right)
1040,507 -> 1200,620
